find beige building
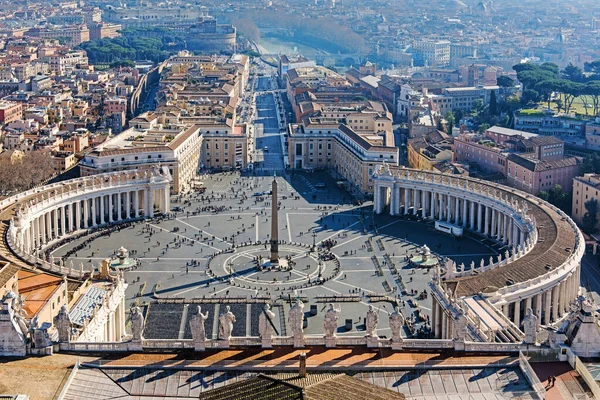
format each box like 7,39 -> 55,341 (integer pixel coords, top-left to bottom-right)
80,122 -> 203,193
287,106 -> 397,194
572,174 -> 600,232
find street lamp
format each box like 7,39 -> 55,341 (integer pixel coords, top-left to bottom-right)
311,230 -> 317,252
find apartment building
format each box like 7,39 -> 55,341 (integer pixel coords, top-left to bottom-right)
411,40 -> 451,67
514,110 -> 587,137
572,174 -> 600,232
80,122 -> 203,194
287,107 -> 397,195
407,130 -> 453,171
0,102 -> 23,124
443,85 -> 499,111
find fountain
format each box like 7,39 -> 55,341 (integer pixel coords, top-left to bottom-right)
109,246 -> 135,270
409,244 -> 439,268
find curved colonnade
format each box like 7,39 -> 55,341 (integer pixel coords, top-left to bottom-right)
3,169 -> 172,279
373,165 -> 584,342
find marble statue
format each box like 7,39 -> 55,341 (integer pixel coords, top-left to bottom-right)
189,305 -> 209,343
218,305 -> 236,340
55,305 -> 71,343
258,304 -> 276,339
523,307 -> 538,344
365,305 -> 379,338
453,311 -> 468,342
323,303 -> 341,338
288,299 -> 305,343
130,306 -> 145,341
389,306 -> 403,342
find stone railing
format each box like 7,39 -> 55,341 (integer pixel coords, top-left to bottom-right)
57,336 -> 536,354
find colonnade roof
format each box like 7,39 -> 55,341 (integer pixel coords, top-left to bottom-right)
375,167 -> 580,298
450,188 -> 575,297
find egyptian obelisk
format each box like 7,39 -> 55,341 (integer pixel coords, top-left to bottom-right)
270,175 -> 279,264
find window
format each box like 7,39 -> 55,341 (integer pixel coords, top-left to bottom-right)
158,155 -> 162,158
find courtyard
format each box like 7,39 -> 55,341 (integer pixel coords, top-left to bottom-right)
51,170 -> 498,340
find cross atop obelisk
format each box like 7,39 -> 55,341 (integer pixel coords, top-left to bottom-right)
270,174 -> 279,264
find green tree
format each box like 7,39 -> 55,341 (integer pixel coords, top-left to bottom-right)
453,109 -> 463,126
521,89 -> 540,105
496,75 -> 515,88
582,199 -> 599,234
489,90 -> 498,115
562,63 -> 584,82
472,98 -> 485,114
444,111 -> 455,132
477,123 -> 490,134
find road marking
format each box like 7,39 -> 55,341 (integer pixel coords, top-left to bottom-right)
148,223 -> 221,251
286,213 -> 292,242
255,215 -> 259,241
175,218 -> 226,243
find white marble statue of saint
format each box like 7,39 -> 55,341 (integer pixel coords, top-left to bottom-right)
189,305 -> 209,342
55,305 -> 72,343
288,299 -> 305,340
523,307 -> 538,345
389,306 -> 404,342
323,303 -> 341,338
130,306 -> 145,341
259,304 -> 276,339
365,304 -> 379,338
218,305 -> 236,340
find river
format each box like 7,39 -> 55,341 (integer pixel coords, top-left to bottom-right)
256,36 -> 325,59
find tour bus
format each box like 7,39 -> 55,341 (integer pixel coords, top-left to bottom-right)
434,221 -> 463,237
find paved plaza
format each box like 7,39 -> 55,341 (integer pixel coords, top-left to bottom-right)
52,169 -> 498,339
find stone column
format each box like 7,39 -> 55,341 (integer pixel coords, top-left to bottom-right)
513,300 -> 521,328
117,192 -> 122,221
439,192 -> 443,220
389,186 -> 397,216
76,201 -> 81,231
534,293 -> 542,321
454,196 -> 459,224
462,198 -> 468,227
53,209 -> 59,238
61,206 -> 67,235
491,210 -> 496,238
431,301 -> 437,337
125,191 -> 131,220
525,297 -> 532,318
544,290 -> 552,325
404,188 -> 409,215
512,224 -> 519,249
552,285 -> 559,322
91,197 -> 97,227
163,187 -> 170,214
478,203 -> 483,233
413,189 -> 418,215
44,214 -> 50,243
134,191 -> 140,218
100,195 -> 105,224
446,195 -> 451,222
470,201 -> 475,229
484,206 -> 489,235
84,199 -> 89,228
421,189 -> 427,217
520,229 -> 525,248
441,308 -> 447,339
559,280 -> 567,315
503,214 -> 509,243
431,191 -> 436,220
108,193 -> 114,223
148,189 -> 155,218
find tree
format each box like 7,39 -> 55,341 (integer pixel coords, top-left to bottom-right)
562,63 -> 584,82
521,89 -> 540,105
477,123 -> 490,134
472,98 -> 485,114
453,109 -> 463,126
584,61 -> 600,74
582,199 -> 599,234
444,112 -> 455,132
496,75 -> 515,88
489,90 -> 498,115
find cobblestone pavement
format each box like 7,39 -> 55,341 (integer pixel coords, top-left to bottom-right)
52,170 -> 497,338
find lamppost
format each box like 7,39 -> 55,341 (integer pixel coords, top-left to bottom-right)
311,230 -> 317,252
